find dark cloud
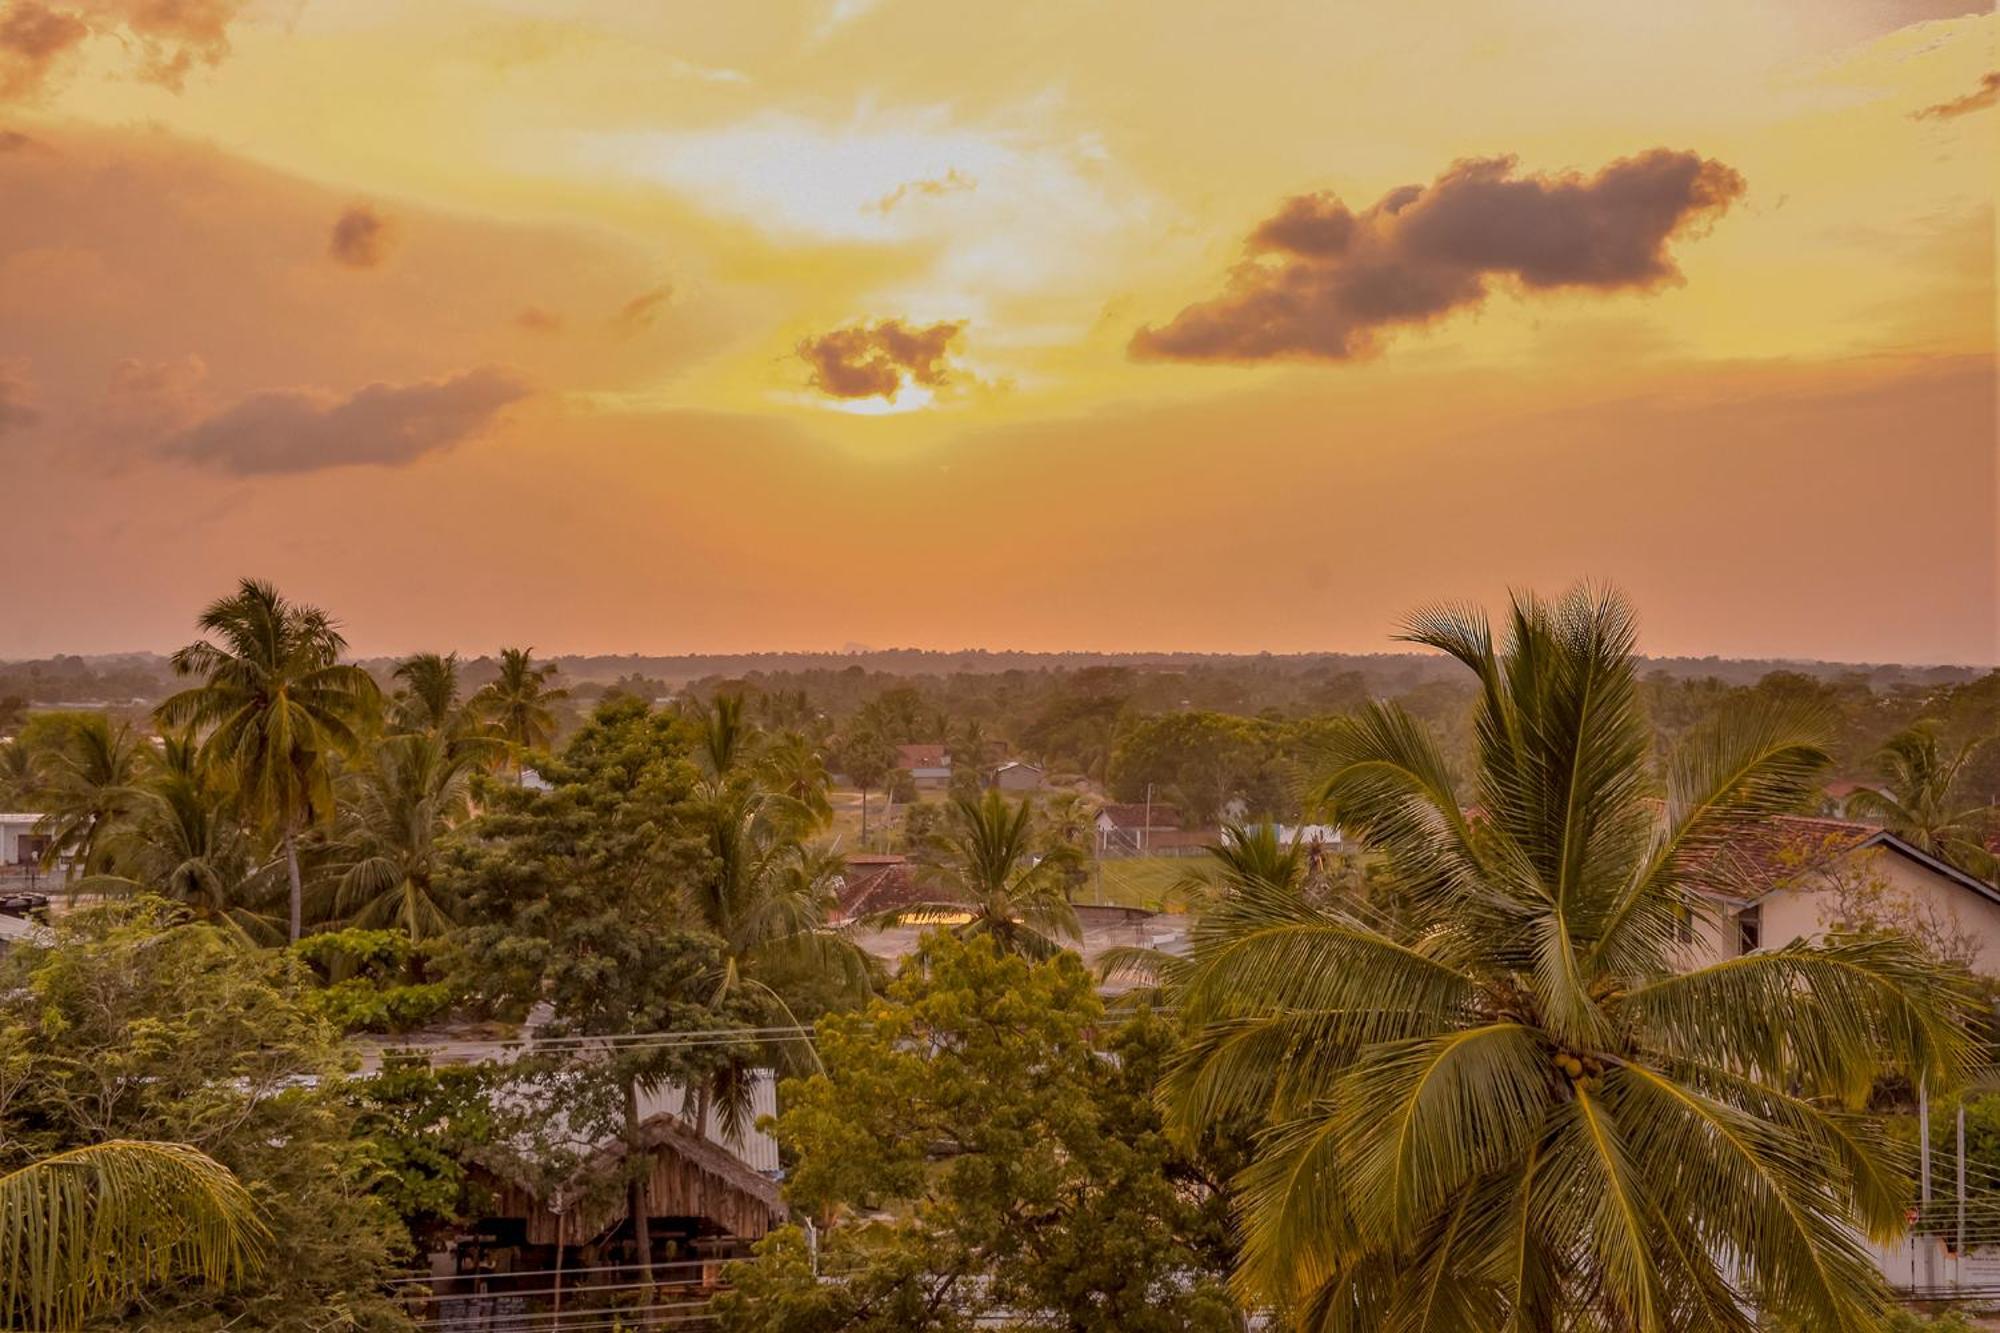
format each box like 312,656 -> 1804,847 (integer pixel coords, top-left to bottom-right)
1131,149 -> 1746,364
516,306 -> 563,334
0,126 -> 39,150
165,367 -> 531,474
611,285 -> 672,334
329,204 -> 395,268
1915,71 -> 2000,121
0,360 -> 38,434
797,319 -> 965,399
0,0 -> 245,99
0,2 -> 89,100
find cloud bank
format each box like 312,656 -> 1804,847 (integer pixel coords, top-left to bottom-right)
0,2 -> 87,99
1131,149 -> 1745,363
0,0 -> 245,99
166,367 -> 530,474
798,319 -> 965,399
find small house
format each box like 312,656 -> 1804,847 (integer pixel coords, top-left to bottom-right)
895,744 -> 952,791
1096,802 -> 1181,855
1687,815 -> 2000,971
991,760 -> 1044,793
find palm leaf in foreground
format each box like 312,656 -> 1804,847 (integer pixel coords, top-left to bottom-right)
1166,587 -> 1977,1331
0,1140 -> 268,1329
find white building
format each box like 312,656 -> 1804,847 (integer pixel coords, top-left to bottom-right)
0,814 -> 52,872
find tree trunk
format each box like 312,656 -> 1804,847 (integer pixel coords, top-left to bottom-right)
284,828 -> 303,945
623,1077 -> 655,1295
859,785 -> 868,840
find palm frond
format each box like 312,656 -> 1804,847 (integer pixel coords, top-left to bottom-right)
0,1141 -> 268,1329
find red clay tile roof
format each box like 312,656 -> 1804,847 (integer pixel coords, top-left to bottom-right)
835,859 -> 933,919
896,744 -> 949,770
1695,815 -> 1887,903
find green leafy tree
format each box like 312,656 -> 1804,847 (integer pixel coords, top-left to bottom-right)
894,790 -> 1081,958
0,900 -> 410,1328
837,727 -> 896,841
156,579 -> 381,942
1165,588 -> 1977,1330
449,698 -> 753,1290
0,1140 -> 268,1330
342,1059 -> 508,1254
714,933 -> 1242,1332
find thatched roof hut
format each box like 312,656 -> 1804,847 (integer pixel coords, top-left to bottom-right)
480,1113 -> 787,1247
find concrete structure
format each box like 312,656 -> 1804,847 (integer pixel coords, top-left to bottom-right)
991,760 -> 1043,792
1685,816 -> 2000,972
0,814 -> 53,875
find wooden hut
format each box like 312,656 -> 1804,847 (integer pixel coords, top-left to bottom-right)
479,1112 -> 787,1250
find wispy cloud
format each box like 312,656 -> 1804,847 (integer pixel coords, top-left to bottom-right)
1914,71 -> 1999,121
166,367 -> 531,474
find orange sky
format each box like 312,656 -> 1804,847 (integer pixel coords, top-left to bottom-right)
0,0 -> 1994,662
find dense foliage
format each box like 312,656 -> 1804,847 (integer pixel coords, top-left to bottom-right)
715,932 -> 1245,1331
0,578 -> 1993,1328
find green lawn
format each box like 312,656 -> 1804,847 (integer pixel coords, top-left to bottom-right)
1080,856 -> 1202,912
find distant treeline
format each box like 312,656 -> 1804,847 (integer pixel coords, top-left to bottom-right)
1,647 -> 1981,711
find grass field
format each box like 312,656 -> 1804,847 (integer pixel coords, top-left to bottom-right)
1080,856 -> 1202,912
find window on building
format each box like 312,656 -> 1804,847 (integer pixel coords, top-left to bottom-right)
1736,905 -> 1762,955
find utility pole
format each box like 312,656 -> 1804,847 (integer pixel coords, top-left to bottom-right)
1921,1078 -> 1935,1289
1141,783 -> 1153,855
1959,1101 -> 1968,1286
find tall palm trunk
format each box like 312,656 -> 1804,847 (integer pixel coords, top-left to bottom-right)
283,827 -> 302,944
623,1078 -> 655,1294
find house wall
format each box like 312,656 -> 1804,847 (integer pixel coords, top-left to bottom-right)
1758,851 -> 2000,973
1683,849 -> 2000,974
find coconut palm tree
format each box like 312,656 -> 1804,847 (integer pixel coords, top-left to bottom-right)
757,729 -> 835,830
320,730 -> 474,947
155,579 -> 380,943
86,739 -> 280,940
472,647 -> 566,777
684,698 -> 869,1133
893,789 -> 1082,959
390,651 -> 505,770
29,713 -> 144,879
0,1140 -> 267,1329
0,738 -> 32,809
1845,723 -> 1997,878
1164,588 -> 1975,1331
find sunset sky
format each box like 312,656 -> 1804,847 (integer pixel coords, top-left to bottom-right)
1,0 -> 1994,663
